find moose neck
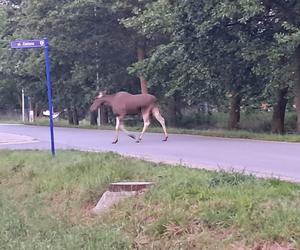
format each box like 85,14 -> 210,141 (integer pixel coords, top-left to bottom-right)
101,94 -> 115,106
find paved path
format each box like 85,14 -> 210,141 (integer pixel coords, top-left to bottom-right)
1,124 -> 300,182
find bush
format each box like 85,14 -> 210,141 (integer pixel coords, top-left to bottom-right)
208,169 -> 256,187
240,112 -> 272,132
169,113 -> 217,129
285,112 -> 297,133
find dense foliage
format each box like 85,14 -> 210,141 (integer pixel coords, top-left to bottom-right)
0,0 -> 300,132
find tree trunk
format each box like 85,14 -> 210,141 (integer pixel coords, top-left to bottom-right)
295,45 -> 300,133
173,91 -> 182,117
100,106 -> 109,125
271,87 -> 288,134
17,94 -> 22,109
72,107 -> 79,125
137,46 -> 148,94
171,92 -> 182,126
90,107 -> 109,126
34,103 -> 40,117
67,108 -> 74,125
228,92 -> 241,130
90,110 -> 98,126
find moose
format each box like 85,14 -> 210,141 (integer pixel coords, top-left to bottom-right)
90,91 -> 168,144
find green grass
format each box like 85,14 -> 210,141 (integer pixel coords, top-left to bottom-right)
0,150 -> 299,249
0,114 -> 22,124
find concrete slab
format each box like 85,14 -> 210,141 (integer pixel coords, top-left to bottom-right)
92,182 -> 154,214
92,190 -> 137,214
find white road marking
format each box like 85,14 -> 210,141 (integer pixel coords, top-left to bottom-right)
0,123 -> 24,126
0,132 -> 38,145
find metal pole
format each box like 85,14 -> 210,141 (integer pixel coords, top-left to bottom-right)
94,6 -> 101,127
44,38 -> 55,156
21,88 -> 25,123
97,72 -> 101,127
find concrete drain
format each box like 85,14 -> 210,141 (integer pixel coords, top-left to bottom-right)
92,182 -> 154,214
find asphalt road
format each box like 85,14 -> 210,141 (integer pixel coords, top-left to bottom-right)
1,124 -> 300,182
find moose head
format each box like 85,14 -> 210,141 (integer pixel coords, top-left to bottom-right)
90,91 -> 107,112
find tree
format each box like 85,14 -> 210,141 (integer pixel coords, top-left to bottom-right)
123,0 -> 300,133
263,0 -> 300,132
244,0 -> 299,134
1,0 -> 140,124
113,0 -> 154,94
0,3 -> 26,113
124,0 -> 267,129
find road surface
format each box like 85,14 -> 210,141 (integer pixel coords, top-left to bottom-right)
1,124 -> 300,182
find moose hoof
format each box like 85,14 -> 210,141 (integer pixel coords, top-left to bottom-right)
162,136 -> 168,142
128,134 -> 136,140
136,138 -> 141,143
112,139 -> 118,144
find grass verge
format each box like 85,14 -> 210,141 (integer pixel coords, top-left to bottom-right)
0,150 -> 299,249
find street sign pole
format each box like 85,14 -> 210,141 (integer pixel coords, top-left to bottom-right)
21,88 -> 25,123
10,38 -> 55,156
44,38 -> 55,156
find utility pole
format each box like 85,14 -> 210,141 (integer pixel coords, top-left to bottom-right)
94,5 -> 101,127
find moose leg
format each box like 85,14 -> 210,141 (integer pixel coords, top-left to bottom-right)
119,122 -> 136,140
113,116 -> 135,143
136,110 -> 150,143
152,106 -> 168,141
112,116 -> 121,144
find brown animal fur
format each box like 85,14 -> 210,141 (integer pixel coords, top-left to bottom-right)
90,91 -> 168,143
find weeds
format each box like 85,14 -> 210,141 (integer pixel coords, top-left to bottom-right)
208,169 -> 256,187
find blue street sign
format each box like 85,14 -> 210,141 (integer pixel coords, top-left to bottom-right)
10,39 -> 45,49
10,38 -> 55,156
43,38 -> 55,156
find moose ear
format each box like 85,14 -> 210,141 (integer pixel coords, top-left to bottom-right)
96,90 -> 107,98
97,91 -> 104,98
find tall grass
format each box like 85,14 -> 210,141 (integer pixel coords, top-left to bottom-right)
0,150 -> 299,249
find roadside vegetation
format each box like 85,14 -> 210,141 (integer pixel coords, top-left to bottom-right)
1,150 -> 299,249
2,111 -> 300,143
